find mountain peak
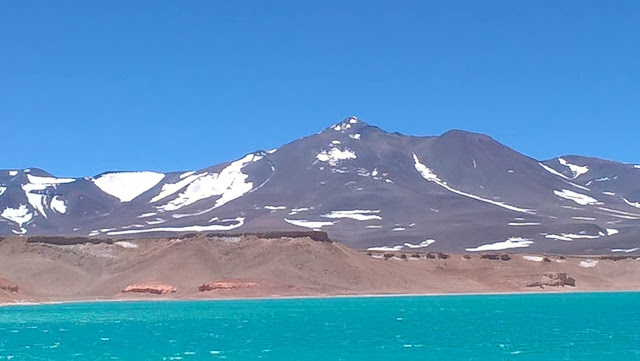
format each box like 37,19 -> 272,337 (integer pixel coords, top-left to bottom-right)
326,116 -> 370,132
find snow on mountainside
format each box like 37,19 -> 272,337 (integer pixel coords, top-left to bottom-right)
1,117 -> 639,254
93,172 -> 165,202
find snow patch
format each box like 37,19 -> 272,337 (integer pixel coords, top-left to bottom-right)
20,175 -> 76,218
403,240 -> 435,249
0,186 -> 5,196
545,232 -> 603,241
284,218 -> 335,229
332,123 -> 351,131
634,165 -> 640,169
1,204 -> 33,230
606,228 -> 619,236
150,173 -> 204,203
580,260 -> 598,268
157,153 -> 263,212
623,198 -> 640,209
508,222 -> 541,226
367,245 -> 403,252
179,171 -> 196,179
138,212 -> 157,218
288,206 -> 311,215
316,148 -> 356,166
26,174 -> 75,185
558,158 -> 589,178
21,184 -> 47,218
292,207 -> 310,212
322,210 -> 381,221
571,217 -> 596,221
264,205 -> 286,210
50,196 -> 67,214
465,237 -> 533,252
115,241 -> 138,249
107,217 -> 245,235
539,163 -> 571,180
602,191 -> 616,196
414,154 -> 534,214
9,170 -> 18,176
611,248 -> 638,253
585,177 -> 611,186
93,172 -> 165,202
540,163 -> 591,191
523,256 -> 544,262
349,133 -> 361,140
554,189 -> 601,206
332,117 -> 358,131
146,218 -> 166,225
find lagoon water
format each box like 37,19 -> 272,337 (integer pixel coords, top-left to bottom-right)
1,292 -> 639,360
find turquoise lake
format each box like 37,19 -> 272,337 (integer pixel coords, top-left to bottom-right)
1,292 -> 639,360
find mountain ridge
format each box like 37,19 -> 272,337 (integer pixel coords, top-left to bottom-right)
1,117 -> 639,254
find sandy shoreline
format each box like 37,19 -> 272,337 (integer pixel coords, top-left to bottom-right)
4,289 -> 640,309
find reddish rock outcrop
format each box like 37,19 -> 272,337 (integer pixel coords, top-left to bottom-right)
198,280 -> 256,292
526,273 -> 576,288
121,282 -> 177,295
0,277 -> 18,293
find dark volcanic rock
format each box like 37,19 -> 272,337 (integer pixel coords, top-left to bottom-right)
599,255 -> 636,261
27,236 -> 113,246
481,254 -> 512,261
426,252 -> 450,260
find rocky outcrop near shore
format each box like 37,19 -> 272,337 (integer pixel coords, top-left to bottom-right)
121,282 -> 177,295
526,273 -> 576,288
198,280 -> 257,292
0,277 -> 18,292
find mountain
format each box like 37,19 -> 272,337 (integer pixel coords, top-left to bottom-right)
1,117 -> 639,254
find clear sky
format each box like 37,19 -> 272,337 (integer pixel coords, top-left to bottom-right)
1,1 -> 638,177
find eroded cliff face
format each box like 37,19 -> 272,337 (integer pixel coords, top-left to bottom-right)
121,282 -> 177,295
526,273 -> 576,288
198,280 -> 256,292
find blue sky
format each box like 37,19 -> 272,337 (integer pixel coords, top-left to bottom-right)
1,1 -> 638,176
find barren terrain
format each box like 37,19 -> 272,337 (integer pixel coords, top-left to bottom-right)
1,234 -> 639,305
